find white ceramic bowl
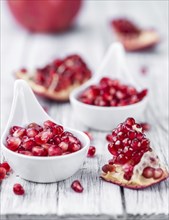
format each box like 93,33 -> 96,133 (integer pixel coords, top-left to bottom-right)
70,42 -> 149,131
1,80 -> 90,183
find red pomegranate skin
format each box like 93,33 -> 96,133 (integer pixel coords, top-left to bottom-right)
7,0 -> 82,33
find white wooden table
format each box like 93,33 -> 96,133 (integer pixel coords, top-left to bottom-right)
1,1 -> 169,219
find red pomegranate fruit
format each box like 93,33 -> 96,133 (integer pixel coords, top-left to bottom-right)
102,118 -> 169,189
78,77 -> 148,107
111,18 -> 160,51
8,0 -> 82,33
16,55 -> 91,101
71,180 -> 84,193
5,120 -> 82,156
13,183 -> 25,195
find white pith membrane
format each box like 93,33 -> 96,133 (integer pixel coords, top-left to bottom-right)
16,71 -> 89,101
101,123 -> 169,189
116,30 -> 160,51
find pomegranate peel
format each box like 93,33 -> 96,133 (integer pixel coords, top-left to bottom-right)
111,18 -> 160,51
16,55 -> 91,101
102,118 -> 169,189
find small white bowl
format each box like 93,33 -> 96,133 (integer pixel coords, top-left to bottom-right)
1,80 -> 90,183
70,43 -> 148,131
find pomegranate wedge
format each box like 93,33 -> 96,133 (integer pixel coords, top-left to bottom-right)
111,18 -> 160,51
16,55 -> 91,101
101,118 -> 169,189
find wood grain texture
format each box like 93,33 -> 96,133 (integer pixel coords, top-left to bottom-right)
1,0 -> 169,219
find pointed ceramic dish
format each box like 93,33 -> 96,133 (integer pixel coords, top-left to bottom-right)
70,42 -> 149,131
1,80 -> 90,183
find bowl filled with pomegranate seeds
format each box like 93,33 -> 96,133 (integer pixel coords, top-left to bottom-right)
2,120 -> 90,183
15,54 -> 92,101
70,76 -> 148,131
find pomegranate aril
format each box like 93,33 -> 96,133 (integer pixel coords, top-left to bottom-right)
27,123 -> 43,131
108,143 -> 118,156
32,146 -> 48,156
140,122 -> 151,132
142,167 -> 154,178
35,130 -> 53,144
102,164 -> 115,173
13,183 -> 25,195
106,134 -> 114,142
69,143 -> 81,152
26,128 -> 39,138
48,146 -> 62,156
43,120 -> 57,128
58,141 -> 69,152
71,180 -> 84,193
0,167 -> 6,180
87,146 -> 96,157
153,168 -> 163,179
10,126 -> 26,138
19,150 -> 33,156
53,125 -> 64,135
22,139 -> 36,151
125,118 -> 135,126
0,162 -> 10,173
6,136 -> 21,151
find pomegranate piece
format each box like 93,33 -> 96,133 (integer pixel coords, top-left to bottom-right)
16,55 -> 91,101
101,117 -> 169,189
13,183 -> 25,195
71,180 -> 84,193
78,77 -> 148,107
5,120 -> 82,157
87,146 -> 96,157
0,162 -> 10,173
0,167 -> 6,181
10,126 -> 26,138
111,18 -> 160,51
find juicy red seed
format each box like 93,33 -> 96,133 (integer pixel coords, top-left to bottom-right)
10,126 -> 26,138
22,139 -> 36,151
106,134 -> 114,142
0,167 -> 6,180
0,162 -> 10,173
128,131 -> 136,140
13,183 -> 25,195
48,146 -> 62,156
102,164 -> 115,173
69,143 -> 81,152
6,136 -> 21,151
19,151 -> 33,156
83,131 -> 93,140
58,141 -> 69,152
35,130 -> 53,144
87,146 -> 96,157
27,123 -> 43,131
71,180 -> 84,193
140,122 -> 151,132
125,118 -> 135,126
43,120 -> 56,128
142,167 -> 154,178
108,143 -> 118,156
26,128 -> 39,137
116,154 -> 128,165
53,125 -> 64,135
153,168 -> 163,179
32,146 -> 48,156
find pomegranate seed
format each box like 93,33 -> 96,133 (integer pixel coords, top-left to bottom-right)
22,139 -> 36,151
0,167 -> 6,180
13,183 -> 25,195
19,151 -> 33,156
71,180 -> 84,193
26,128 -> 39,137
83,131 -> 93,140
142,167 -> 154,178
125,118 -> 135,126
35,130 -> 53,144
106,134 -> 114,142
69,143 -> 81,152
48,146 -> 62,156
153,168 -> 163,179
53,125 -> 64,135
32,146 -> 48,156
87,146 -> 96,157
58,141 -> 69,152
140,122 -> 151,132
0,162 -> 10,173
27,123 -> 43,131
43,120 -> 56,128
10,126 -> 26,138
6,136 -> 21,151
102,164 -> 115,173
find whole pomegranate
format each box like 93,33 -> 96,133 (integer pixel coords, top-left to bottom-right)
7,0 -> 82,33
